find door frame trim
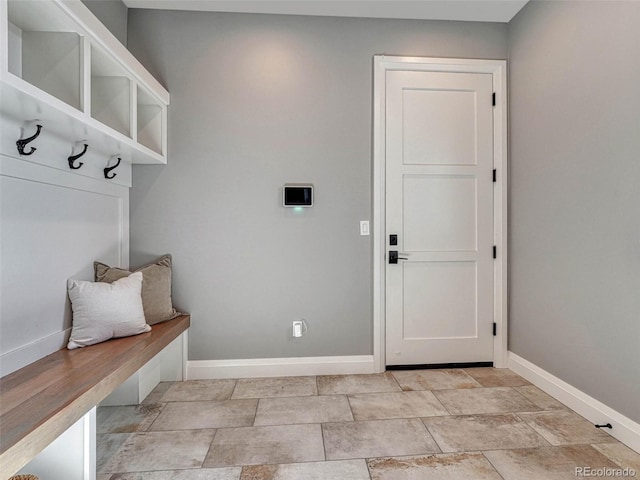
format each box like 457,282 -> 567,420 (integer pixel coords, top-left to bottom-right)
372,55 -> 508,371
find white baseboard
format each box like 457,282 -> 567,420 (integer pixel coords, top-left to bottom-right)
187,355 -> 376,380
0,328 -> 70,377
508,351 -> 640,453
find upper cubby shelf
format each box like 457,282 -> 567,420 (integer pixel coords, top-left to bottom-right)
0,0 -> 169,165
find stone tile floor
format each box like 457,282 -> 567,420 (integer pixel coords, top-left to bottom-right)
97,368 -> 640,479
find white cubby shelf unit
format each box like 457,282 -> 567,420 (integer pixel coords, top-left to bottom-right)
0,0 -> 169,172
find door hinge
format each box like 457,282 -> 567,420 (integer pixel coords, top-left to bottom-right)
492,92 -> 496,106
493,169 -> 497,182
493,322 -> 497,336
493,245 -> 497,259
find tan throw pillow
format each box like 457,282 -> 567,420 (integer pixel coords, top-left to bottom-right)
67,272 -> 150,349
94,254 -> 179,325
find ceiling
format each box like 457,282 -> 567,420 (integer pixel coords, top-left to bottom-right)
122,0 -> 529,23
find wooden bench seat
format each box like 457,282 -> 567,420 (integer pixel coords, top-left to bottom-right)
0,314 -> 190,478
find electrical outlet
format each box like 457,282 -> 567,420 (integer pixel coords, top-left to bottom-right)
293,321 -> 303,338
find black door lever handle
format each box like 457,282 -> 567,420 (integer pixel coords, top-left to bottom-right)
389,251 -> 409,264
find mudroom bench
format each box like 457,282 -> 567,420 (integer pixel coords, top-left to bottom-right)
0,314 -> 190,480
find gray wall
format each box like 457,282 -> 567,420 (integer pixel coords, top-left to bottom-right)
508,1 -> 640,422
127,10 -> 507,360
81,0 -> 128,46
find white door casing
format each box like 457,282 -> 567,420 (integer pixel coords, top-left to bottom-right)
373,56 -> 508,371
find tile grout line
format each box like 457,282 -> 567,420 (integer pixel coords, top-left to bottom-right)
417,415 -> 444,454
429,389 -> 454,416
508,384 -> 547,409
364,456 -> 374,480
458,368 -> 485,388
320,422 -> 328,462
420,419 -> 444,454
480,451 -> 508,480
229,377 -> 240,399
386,370 -> 405,391
252,396 -> 260,426
428,389 -> 454,416
201,427 -> 221,470
346,394 -> 357,422
144,412 -> 570,433
513,412 -> 555,447
144,402 -> 167,432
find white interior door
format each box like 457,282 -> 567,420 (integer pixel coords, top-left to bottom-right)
385,70 -> 494,366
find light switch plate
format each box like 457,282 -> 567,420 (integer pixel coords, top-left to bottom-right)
360,221 -> 370,236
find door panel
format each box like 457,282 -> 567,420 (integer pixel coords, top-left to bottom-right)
403,175 -> 477,252
386,70 -> 494,366
403,261 -> 477,339
402,89 -> 478,165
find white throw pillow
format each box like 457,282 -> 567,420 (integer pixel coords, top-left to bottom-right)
67,272 -> 150,349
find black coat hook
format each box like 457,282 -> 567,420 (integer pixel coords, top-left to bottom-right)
68,143 -> 88,170
104,157 -> 121,179
16,124 -> 43,156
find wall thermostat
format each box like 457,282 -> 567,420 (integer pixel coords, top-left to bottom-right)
283,184 -> 313,207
